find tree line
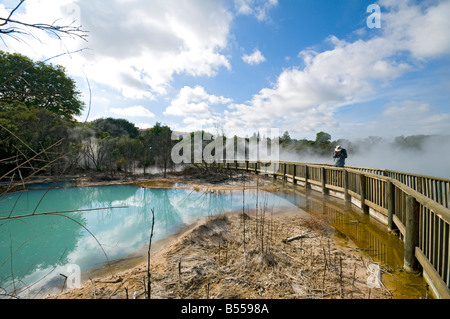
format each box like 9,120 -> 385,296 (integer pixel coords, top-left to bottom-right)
279,130 -> 449,161
0,51 -> 174,182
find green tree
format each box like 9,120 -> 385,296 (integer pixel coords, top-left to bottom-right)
115,136 -> 144,174
92,118 -> 139,139
0,51 -> 84,120
393,135 -> 428,150
312,131 -> 332,156
315,131 -> 331,144
280,130 -> 292,145
0,105 -> 74,177
146,122 -> 174,178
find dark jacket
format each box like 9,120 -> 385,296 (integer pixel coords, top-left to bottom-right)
333,149 -> 347,167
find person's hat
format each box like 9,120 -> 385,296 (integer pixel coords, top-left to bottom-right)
335,145 -> 342,152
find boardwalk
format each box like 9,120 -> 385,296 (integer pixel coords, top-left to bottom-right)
226,160 -> 450,299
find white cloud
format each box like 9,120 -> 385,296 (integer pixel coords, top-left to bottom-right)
77,0 -> 233,99
242,49 -> 266,65
110,105 -> 155,118
164,85 -> 232,118
234,0 -> 278,21
136,122 -> 153,130
225,35 -> 402,131
382,100 -> 431,117
1,0 -> 233,100
221,0 -> 450,137
183,116 -> 220,128
380,0 -> 450,59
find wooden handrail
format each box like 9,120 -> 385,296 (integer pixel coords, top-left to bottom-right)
228,159 -> 450,298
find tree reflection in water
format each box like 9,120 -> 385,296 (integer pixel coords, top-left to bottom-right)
0,184 -> 300,298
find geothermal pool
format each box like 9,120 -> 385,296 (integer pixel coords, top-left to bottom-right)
0,184 -> 302,297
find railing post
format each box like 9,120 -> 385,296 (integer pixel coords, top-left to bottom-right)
343,169 -> 350,202
283,163 -> 287,182
404,194 -> 419,272
246,160 -> 249,172
273,162 -> 277,180
321,167 -> 328,195
305,165 -> 310,189
293,164 -> 297,185
359,174 -> 369,214
417,176 -> 423,195
386,180 -> 395,231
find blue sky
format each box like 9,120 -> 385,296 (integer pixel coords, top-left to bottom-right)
1,0 -> 450,141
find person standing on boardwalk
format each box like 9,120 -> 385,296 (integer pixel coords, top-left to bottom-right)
333,145 -> 347,167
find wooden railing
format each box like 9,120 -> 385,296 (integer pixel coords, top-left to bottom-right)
223,160 -> 450,299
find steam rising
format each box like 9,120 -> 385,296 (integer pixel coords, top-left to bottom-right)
280,135 -> 450,179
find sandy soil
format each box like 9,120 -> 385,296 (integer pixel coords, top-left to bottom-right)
51,202 -> 393,299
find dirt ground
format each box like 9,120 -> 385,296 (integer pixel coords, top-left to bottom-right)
52,197 -> 393,299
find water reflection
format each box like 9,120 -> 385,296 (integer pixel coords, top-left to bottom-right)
307,197 -> 403,267
279,186 -> 427,298
276,188 -> 405,267
0,184 -> 300,298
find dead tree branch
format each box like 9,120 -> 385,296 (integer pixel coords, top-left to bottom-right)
0,0 -> 88,43
283,231 -> 322,244
147,208 -> 155,299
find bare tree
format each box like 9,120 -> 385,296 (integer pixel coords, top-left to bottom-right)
82,136 -> 115,172
0,0 -> 88,43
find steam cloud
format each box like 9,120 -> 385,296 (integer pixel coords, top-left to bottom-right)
280,135 -> 450,179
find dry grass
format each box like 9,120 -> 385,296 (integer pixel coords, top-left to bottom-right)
53,212 -> 393,299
